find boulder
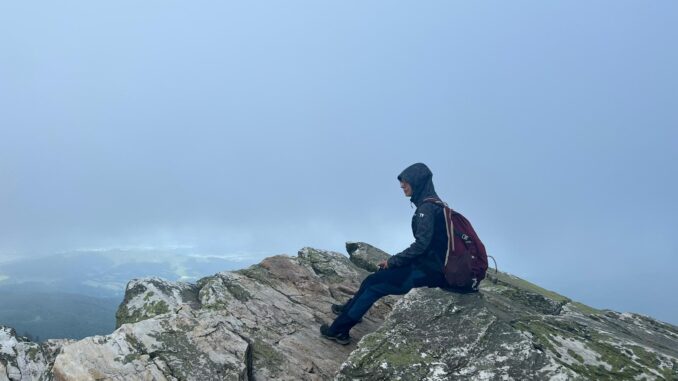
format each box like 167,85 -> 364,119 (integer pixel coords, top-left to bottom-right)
53,309 -> 249,381
115,277 -> 200,328
346,242 -> 390,272
0,326 -> 72,381
51,245 -> 391,380
337,271 -> 678,380
3,242 -> 678,380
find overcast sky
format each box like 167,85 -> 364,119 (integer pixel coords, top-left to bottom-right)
1,2 -> 677,324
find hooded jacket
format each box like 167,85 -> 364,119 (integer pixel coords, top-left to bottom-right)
387,163 -> 448,275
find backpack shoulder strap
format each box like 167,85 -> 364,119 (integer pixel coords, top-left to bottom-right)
422,197 -> 448,208
422,197 -> 474,248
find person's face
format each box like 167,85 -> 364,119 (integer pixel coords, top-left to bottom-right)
400,180 -> 412,197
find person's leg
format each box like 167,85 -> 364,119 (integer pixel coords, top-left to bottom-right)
328,266 -> 425,334
333,268 -> 395,314
413,270 -> 447,289
344,268 -> 419,319
332,274 -> 377,313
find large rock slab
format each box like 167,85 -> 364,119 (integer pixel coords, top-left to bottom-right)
115,277 -> 200,328
0,326 -> 71,381
51,245 -> 392,381
337,271 -> 678,380
5,242 -> 678,380
346,242 -> 390,273
53,309 -> 249,381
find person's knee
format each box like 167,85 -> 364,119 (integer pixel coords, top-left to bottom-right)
367,280 -> 407,297
363,272 -> 381,286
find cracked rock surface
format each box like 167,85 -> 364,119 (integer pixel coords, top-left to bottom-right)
0,326 -> 71,381
2,242 -> 678,380
41,245 -> 393,381
337,271 -> 678,380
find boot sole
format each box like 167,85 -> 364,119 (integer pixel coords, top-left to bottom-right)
321,333 -> 351,345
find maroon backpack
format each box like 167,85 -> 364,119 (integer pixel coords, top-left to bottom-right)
424,198 -> 489,290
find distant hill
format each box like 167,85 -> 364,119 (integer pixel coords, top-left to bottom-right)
0,248 -> 254,298
0,248 -> 254,341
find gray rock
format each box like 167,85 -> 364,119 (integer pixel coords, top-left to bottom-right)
3,243 -> 677,380
115,277 -> 200,328
0,326 -> 72,381
346,242 -> 390,272
49,247 -> 394,381
337,270 -> 678,380
53,309 -> 249,381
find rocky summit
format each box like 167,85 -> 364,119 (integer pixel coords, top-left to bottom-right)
1,242 -> 677,380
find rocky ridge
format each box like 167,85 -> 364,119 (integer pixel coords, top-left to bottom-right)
1,242 -> 677,380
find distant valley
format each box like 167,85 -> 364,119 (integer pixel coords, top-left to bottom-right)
0,291 -> 119,340
0,247 -> 259,340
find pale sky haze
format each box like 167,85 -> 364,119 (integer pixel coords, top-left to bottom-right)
1,1 -> 677,324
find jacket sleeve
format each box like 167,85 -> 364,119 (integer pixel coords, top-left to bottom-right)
388,204 -> 436,268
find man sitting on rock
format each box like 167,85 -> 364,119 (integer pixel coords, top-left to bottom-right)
320,163 -> 449,344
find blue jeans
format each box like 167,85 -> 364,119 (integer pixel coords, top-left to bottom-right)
330,265 -> 445,333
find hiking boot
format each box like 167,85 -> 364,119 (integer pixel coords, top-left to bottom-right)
320,324 -> 351,345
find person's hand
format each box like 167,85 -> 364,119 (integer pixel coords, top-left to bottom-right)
378,260 -> 389,270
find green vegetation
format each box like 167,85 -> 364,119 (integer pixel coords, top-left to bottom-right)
116,300 -> 170,327
147,300 -> 170,315
26,346 -> 41,361
252,337 -> 284,375
630,345 -> 661,370
344,329 -> 432,380
488,270 -> 603,318
513,319 -> 560,356
122,353 -> 140,364
497,287 -> 564,315
125,333 -> 141,350
198,275 -> 251,308
512,315 -> 673,380
225,281 -> 252,302
201,299 -> 230,310
237,266 -> 279,288
299,248 -> 355,283
570,301 -> 603,316
493,272 -> 569,304
148,326 -> 225,380
568,349 -> 584,363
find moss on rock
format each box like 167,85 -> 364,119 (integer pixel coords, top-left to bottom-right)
492,272 -> 570,304
26,346 -> 41,361
116,300 -> 170,328
252,337 -> 284,376
225,280 -> 252,302
237,265 -> 279,288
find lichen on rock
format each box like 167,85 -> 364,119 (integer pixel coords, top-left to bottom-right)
338,269 -> 678,380
346,241 -> 390,273
115,277 -> 200,328
0,326 -> 72,381
3,242 -> 677,380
